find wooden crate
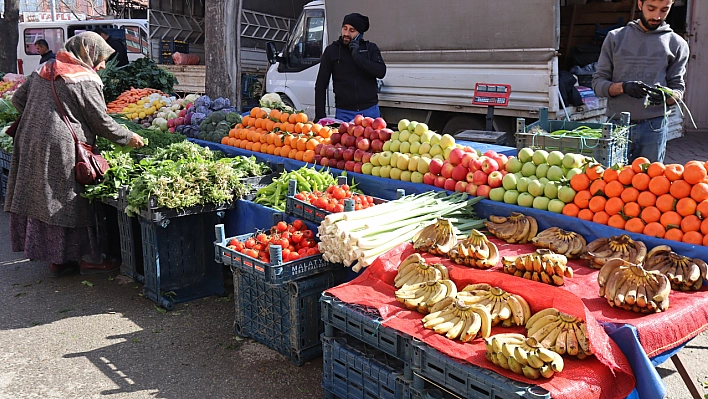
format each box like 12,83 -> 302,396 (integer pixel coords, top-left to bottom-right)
159,65 -> 205,93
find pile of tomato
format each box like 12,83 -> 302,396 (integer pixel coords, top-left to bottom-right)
227,219 -> 319,263
292,184 -> 377,213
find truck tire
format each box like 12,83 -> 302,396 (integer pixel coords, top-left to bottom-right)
280,94 -> 296,109
442,115 -> 486,136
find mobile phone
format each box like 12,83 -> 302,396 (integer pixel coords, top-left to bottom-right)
352,33 -> 362,42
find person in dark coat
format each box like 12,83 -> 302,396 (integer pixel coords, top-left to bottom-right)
8,32 -> 144,277
34,39 -> 56,64
94,27 -> 129,67
315,13 -> 386,122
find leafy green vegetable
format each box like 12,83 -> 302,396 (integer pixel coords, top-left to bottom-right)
100,58 -> 179,103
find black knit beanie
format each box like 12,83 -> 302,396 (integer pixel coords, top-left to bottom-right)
342,13 -> 369,33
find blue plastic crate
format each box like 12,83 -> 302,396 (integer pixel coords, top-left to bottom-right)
410,340 -> 551,399
321,294 -> 412,363
322,334 -> 407,399
140,211 -> 226,310
232,268 -> 340,366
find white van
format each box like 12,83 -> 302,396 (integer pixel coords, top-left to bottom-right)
17,19 -> 149,74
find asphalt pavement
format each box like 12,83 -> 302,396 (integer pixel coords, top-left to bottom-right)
0,136 -> 707,399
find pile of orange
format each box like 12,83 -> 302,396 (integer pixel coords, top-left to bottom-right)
565,157 -> 708,245
220,107 -> 334,163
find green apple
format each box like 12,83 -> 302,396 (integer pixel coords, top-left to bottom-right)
547,165 -> 564,181
415,123 -> 429,135
390,152 -> 400,168
433,154 -> 445,161
400,170 -> 412,182
417,157 -> 431,174
400,141 -> 411,154
558,186 -> 576,203
535,163 -> 550,179
489,187 -> 506,202
391,131 -> 400,141
504,190 -> 520,204
430,133 -> 442,145
421,153 -> 432,159
361,163 -> 374,175
371,166 -> 381,177
547,151 -> 564,166
399,130 -> 411,142
518,147 -> 534,163
419,142 -> 432,155
532,150 -> 549,165
538,177 -> 550,185
379,151 -> 392,166
396,153 -> 410,170
411,171 -> 424,183
533,196 -> 550,211
410,141 -> 422,154
514,172 -> 524,181
517,177 -> 531,193
408,156 -> 419,172
548,199 -> 566,214
502,173 -> 518,190
409,133 -> 421,143
370,153 -> 380,166
443,147 -> 453,160
566,168 -> 583,180
517,192 -> 535,207
408,121 -> 419,133
528,180 -> 545,197
544,181 -> 559,199
390,139 -> 402,152
440,134 -> 456,149
420,131 -> 434,143
521,162 -> 537,177
562,153 -> 584,169
379,165 -> 392,178
430,144 -> 443,157
397,119 -> 410,132
506,157 -> 523,173
382,141 -> 392,152
390,167 -> 403,180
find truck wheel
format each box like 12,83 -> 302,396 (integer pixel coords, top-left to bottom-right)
280,94 -> 296,109
442,115 -> 485,136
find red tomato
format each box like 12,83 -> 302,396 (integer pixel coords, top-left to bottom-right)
334,203 -> 345,213
291,231 -> 303,244
292,219 -> 304,231
256,232 -> 268,243
280,231 -> 291,240
332,187 -> 346,200
294,193 -> 306,201
298,248 -> 309,256
245,237 -> 256,249
276,221 -> 288,232
341,184 -> 350,191
287,245 -> 296,252
289,252 -> 301,261
326,185 -> 335,194
232,242 -> 245,252
303,230 -> 315,240
326,202 -> 337,212
245,249 -> 258,258
228,238 -> 239,246
306,247 -> 319,256
281,248 -> 291,260
278,237 -> 289,248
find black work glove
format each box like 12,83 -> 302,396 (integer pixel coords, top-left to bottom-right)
622,81 -> 652,99
349,37 -> 361,54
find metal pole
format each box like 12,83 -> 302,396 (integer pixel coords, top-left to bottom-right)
50,0 -> 56,21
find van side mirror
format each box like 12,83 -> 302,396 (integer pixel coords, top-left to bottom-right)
266,42 -> 279,65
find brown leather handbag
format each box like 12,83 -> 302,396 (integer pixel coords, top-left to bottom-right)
5,117 -> 20,138
49,62 -> 108,185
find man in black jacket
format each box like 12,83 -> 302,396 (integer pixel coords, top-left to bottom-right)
315,13 -> 386,122
34,39 -> 56,64
94,27 -> 129,67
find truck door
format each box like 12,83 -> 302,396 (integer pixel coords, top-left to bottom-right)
19,26 -> 64,74
122,25 -> 150,62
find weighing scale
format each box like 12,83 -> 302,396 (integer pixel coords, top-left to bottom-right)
454,83 -> 512,145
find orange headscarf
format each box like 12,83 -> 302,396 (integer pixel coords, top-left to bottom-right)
38,31 -> 115,85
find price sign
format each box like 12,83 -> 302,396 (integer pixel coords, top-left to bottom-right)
472,83 -> 512,107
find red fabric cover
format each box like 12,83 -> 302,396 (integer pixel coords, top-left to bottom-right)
172,52 -> 200,65
327,240 -> 642,399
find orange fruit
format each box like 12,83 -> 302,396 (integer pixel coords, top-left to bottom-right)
648,176 -> 671,196
664,164 -> 684,181
589,196 -> 607,213
578,209 -> 594,221
603,168 -> 620,183
604,180 -> 625,198
637,191 -> 657,208
631,173 -> 651,191
670,180 -> 692,199
684,162 -> 708,185
655,194 -> 677,213
593,211 -> 610,225
681,215 -> 701,233
640,206 -> 661,224
682,231 -> 704,245
623,202 -> 642,218
608,214 -> 627,229
659,211 -> 682,229
618,167 -> 636,185
632,157 -> 651,173
697,200 -> 708,218
691,183 -> 708,202
605,197 -> 625,216
644,222 -> 666,238
562,203 -> 581,217
574,190 -> 593,209
586,164 -> 605,181
625,218 -> 646,234
589,180 -> 607,196
665,228 -> 684,242
570,174 -> 591,192
676,197 -> 697,217
647,162 -> 667,178
621,187 -> 640,203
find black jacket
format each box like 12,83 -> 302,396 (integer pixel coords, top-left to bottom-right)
315,37 -> 386,120
39,50 -> 56,64
106,36 -> 129,67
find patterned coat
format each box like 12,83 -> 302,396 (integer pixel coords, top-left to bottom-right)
6,72 -> 133,228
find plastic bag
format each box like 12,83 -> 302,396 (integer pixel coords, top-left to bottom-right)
172,52 -> 200,66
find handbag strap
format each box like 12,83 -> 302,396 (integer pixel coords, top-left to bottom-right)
49,61 -> 81,146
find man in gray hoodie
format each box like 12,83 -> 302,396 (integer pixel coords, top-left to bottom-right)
593,0 -> 689,163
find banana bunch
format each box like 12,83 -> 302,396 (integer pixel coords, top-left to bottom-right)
413,218 -> 458,256
421,299 -> 493,342
448,229 -> 500,269
395,280 -> 458,313
531,227 -> 587,259
454,283 -> 531,327
501,249 -> 574,286
394,253 -> 449,288
484,213 -> 538,244
644,245 -> 708,291
525,308 -> 593,359
583,235 -> 647,269
597,258 -> 671,313
484,333 -> 564,380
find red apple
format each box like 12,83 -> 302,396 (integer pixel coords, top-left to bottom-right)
332,148 -> 343,160
325,146 -> 336,159
315,143 -> 325,156
477,185 -> 491,198
345,160 -> 356,171
372,117 -> 387,130
330,132 -> 342,145
344,135 -> 357,148
448,148 -> 466,166
334,143 -> 343,149
492,154 -> 508,171
339,122 -> 350,134
488,171 -> 503,188
357,137 -> 371,151
362,117 -> 374,127
352,125 -> 365,138
379,128 -> 393,141
370,139 -> 384,153
354,162 -> 363,174
434,176 -> 447,188
454,181 -> 468,193
423,172 -> 437,186
362,152 -> 372,164
364,126 -> 374,139
320,157 -> 330,167
466,183 -> 479,196
313,155 -> 322,165
429,159 -> 443,175
470,157 -> 485,173
353,115 -> 364,126
343,148 -> 355,162
483,150 -> 498,158
500,170 -> 508,177
370,130 -> 380,141
452,164 -> 468,182
472,170 -> 489,186
463,146 -> 475,153
444,178 -> 457,191
336,160 -> 346,170
481,157 -> 499,174
341,133 -> 351,145
461,153 -> 477,168
466,171 -> 476,184
353,149 -> 364,162
441,161 -> 455,179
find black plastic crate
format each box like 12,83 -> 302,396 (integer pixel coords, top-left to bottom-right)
232,268 -> 338,366
322,334 -> 408,399
161,39 -> 189,53
0,169 -> 7,202
94,201 -> 122,263
118,211 -> 144,282
321,294 -> 412,363
515,107 -> 631,168
138,195 -> 238,223
140,210 -> 226,310
410,340 -> 551,399
0,149 -> 10,171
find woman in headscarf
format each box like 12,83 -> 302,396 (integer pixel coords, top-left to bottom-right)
7,32 -> 145,277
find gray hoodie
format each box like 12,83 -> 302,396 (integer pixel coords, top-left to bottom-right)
592,21 -> 689,121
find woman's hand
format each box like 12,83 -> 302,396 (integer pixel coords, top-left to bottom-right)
128,133 -> 145,148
